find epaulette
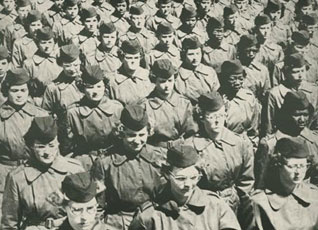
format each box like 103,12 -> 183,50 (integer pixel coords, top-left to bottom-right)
236,88 -> 254,101
139,200 -> 154,212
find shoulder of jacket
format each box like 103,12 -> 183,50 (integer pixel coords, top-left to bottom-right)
63,156 -> 83,168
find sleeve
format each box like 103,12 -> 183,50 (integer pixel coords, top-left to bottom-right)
236,138 -> 255,196
180,100 -> 198,139
128,203 -> 155,230
261,91 -> 276,137
12,40 -> 23,68
41,84 -> 56,113
1,172 -> 22,230
254,137 -> 270,189
217,198 -> 242,230
3,26 -> 13,55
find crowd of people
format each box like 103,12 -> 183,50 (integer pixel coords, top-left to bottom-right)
0,0 -> 317,229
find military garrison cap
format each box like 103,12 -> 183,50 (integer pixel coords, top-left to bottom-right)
81,7 -> 98,20
130,5 -> 144,15
120,104 -> 148,131
24,116 -> 58,144
198,91 -> 224,112
281,91 -> 312,113
16,0 -> 31,7
224,5 -> 238,18
152,59 -> 177,78
284,53 -> 306,69
5,68 -> 30,86
62,172 -> 97,203
100,22 -> 116,34
121,40 -> 141,54
81,65 -> 104,85
167,145 -> 199,168
276,137 -> 309,158
180,5 -> 197,21
238,34 -> 258,50
36,27 -> 54,41
25,10 -> 42,25
255,14 -> 271,26
59,44 -> 80,63
221,60 -> 244,76
157,22 -> 175,35
302,13 -> 318,25
292,30 -> 310,46
182,36 -> 201,50
63,0 -> 78,8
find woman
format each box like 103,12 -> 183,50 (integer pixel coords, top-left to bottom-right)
0,68 -> 48,216
219,60 -> 260,145
1,116 -> 84,229
91,104 -> 166,230
185,91 -> 254,212
129,144 -> 241,230
144,59 -> 198,149
64,65 -> 123,168
244,137 -> 318,230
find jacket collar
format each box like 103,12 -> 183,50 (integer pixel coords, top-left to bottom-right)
95,45 -> 118,61
111,144 -> 157,166
0,101 -> 36,119
78,96 -> 115,117
147,90 -> 178,109
32,50 -> 58,65
24,155 -> 67,183
265,189 -> 289,211
115,66 -> 148,84
22,35 -> 35,45
155,43 -> 179,57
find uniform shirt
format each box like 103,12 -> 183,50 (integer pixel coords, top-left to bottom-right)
245,183 -> 318,230
175,63 -> 220,104
84,45 -> 121,74
221,88 -> 260,138
0,101 -> 48,162
148,43 -> 182,68
144,90 -> 198,147
91,144 -> 165,229
202,40 -> 237,74
65,96 -> 123,155
145,11 -> 181,33
52,16 -> 84,46
24,49 -> 63,97
255,40 -> 284,86
110,12 -> 130,36
12,35 -> 38,67
1,156 -> 84,229
132,0 -> 157,17
0,9 -> 17,38
242,60 -> 271,103
92,1 -> 114,23
270,21 -> 292,47
255,128 -> 318,188
119,27 -> 158,54
3,18 -> 27,55
185,128 -> 254,199
72,29 -> 100,58
42,73 -> 83,116
108,66 -> 154,105
176,24 -> 208,47
262,82 -> 318,135
42,4 -> 64,28
130,187 -> 241,230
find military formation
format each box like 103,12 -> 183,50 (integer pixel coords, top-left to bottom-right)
0,0 -> 317,229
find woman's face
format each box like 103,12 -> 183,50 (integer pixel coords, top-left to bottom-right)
8,84 -> 29,106
32,137 -> 59,165
202,107 -> 226,135
101,32 -> 117,49
226,73 -> 244,92
84,17 -> 98,33
169,165 -> 201,201
63,58 -> 81,78
122,126 -> 148,153
155,75 -> 175,97
184,48 -> 202,67
38,38 -> 55,55
83,80 -> 105,102
280,157 -> 308,184
66,198 -> 98,230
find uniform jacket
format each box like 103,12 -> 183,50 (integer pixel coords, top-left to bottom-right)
1,156 -> 84,229
175,63 -> 220,105
129,187 -> 241,230
3,17 -> 27,55
12,35 -> 38,68
145,11 -> 181,33
148,43 -> 181,69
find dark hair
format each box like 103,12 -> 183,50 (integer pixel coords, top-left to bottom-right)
0,79 -> 31,97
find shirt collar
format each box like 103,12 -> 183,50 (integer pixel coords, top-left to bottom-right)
78,96 -> 115,117
0,101 -> 36,119
147,90 -> 178,109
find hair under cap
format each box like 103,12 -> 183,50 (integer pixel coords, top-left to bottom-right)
198,91 -> 224,112
5,68 -> 30,86
120,104 -> 148,131
62,172 -> 97,203
276,137 -> 309,158
167,144 -> 199,168
24,116 -> 58,144
81,65 -> 104,85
